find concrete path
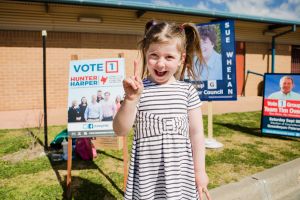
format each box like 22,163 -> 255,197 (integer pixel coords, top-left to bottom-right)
208,157 -> 300,200
282,189 -> 300,200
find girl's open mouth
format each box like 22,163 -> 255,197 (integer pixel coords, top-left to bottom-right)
155,70 -> 167,77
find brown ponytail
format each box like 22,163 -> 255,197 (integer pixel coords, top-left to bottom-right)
180,23 -> 204,81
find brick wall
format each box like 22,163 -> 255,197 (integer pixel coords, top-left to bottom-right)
0,30 -> 141,111
244,42 -> 291,96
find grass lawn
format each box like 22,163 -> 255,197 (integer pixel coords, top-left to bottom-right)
0,111 -> 299,200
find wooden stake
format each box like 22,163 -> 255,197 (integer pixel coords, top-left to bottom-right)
208,101 -> 213,139
67,54 -> 77,199
118,52 -> 128,191
67,136 -> 72,199
123,136 -> 128,191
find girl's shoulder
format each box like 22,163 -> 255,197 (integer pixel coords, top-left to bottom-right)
174,80 -> 197,92
142,78 -> 192,88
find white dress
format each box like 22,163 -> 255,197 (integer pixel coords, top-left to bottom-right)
124,79 -> 202,200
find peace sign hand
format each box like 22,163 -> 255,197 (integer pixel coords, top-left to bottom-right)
123,61 -> 144,102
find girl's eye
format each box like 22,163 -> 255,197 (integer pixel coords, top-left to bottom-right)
149,54 -> 158,59
166,56 -> 174,60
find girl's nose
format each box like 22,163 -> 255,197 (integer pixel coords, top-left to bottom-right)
156,58 -> 165,68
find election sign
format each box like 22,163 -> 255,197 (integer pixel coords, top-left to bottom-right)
261,73 -> 300,137
187,20 -> 237,101
67,58 -> 125,138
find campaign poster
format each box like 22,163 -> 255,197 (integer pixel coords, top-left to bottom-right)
67,58 -> 125,138
261,73 -> 300,137
186,20 -> 237,101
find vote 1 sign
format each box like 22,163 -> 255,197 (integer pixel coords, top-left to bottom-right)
67,58 -> 125,138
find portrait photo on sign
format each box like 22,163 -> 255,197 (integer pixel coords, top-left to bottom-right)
68,89 -> 123,123
187,20 -> 237,102
265,74 -> 300,101
194,24 -> 222,81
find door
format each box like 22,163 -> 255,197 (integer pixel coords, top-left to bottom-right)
291,45 -> 300,73
236,41 -> 245,96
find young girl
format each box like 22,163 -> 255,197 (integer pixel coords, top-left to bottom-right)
113,20 -> 211,200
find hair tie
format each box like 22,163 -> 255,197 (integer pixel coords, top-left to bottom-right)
151,21 -> 157,28
145,20 -> 157,31
144,20 -> 158,38
179,24 -> 184,32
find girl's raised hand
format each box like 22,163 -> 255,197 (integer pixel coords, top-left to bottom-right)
123,61 -> 144,102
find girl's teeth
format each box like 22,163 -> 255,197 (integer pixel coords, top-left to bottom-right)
156,71 -> 166,76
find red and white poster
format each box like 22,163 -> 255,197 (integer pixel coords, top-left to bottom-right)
261,73 -> 300,137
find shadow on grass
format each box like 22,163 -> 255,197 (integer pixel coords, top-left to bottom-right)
46,154 -> 124,199
215,122 -> 299,141
57,175 -> 117,200
27,130 -> 124,199
72,176 -> 117,200
215,122 -> 261,137
97,150 -> 123,162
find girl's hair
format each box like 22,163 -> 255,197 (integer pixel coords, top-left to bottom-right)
138,20 -> 203,80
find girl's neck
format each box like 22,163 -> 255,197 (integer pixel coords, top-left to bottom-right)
148,76 -> 176,85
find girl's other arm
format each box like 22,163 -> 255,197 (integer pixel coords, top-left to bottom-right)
188,107 -> 211,200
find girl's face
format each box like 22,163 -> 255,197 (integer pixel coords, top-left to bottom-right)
146,40 -> 184,84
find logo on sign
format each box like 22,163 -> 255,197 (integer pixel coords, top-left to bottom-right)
207,80 -> 217,89
106,61 -> 118,73
100,76 -> 108,85
83,124 -> 94,129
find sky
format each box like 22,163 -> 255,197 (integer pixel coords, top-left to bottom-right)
124,0 -> 300,22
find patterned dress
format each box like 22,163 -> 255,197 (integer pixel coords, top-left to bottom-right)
124,78 -> 202,200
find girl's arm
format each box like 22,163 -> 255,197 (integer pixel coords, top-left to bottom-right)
188,107 -> 211,200
113,98 -> 139,136
113,61 -> 143,136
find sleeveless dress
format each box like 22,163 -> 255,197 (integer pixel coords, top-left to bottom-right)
124,79 -> 202,200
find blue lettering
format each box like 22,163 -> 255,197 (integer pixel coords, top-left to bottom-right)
73,65 -> 81,72
73,63 -> 104,72
81,64 -> 89,72
90,64 -> 96,71
97,64 -> 103,71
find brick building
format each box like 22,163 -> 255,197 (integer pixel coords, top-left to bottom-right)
0,0 -> 300,129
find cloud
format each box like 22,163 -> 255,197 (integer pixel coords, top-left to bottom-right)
196,2 -> 210,10
211,0 -> 300,21
152,0 -> 183,7
150,0 -> 300,21
196,1 -> 209,10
